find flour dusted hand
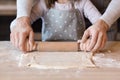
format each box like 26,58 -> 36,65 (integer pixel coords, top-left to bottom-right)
81,19 -> 109,52
10,17 -> 35,52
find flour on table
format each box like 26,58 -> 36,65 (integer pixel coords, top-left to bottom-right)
18,52 -> 96,69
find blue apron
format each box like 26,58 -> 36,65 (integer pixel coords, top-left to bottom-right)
42,7 -> 85,41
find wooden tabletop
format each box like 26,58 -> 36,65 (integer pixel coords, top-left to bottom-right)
0,41 -> 120,80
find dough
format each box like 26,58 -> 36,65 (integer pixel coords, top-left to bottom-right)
19,52 -> 96,69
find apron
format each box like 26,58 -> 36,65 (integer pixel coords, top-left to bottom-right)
42,6 -> 85,41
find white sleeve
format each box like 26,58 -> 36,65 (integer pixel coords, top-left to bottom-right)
17,0 -> 47,23
100,0 -> 120,27
17,0 -> 35,18
83,0 -> 101,24
10,0 -> 47,31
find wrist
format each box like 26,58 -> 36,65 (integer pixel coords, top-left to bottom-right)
96,19 -> 109,31
16,16 -> 32,28
10,16 -> 31,32
16,16 -> 31,24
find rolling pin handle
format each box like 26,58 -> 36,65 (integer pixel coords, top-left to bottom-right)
77,40 -> 81,51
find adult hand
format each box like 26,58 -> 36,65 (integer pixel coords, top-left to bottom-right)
81,19 -> 109,52
10,16 -> 35,52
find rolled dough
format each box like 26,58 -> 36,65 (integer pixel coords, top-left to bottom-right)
19,52 -> 96,69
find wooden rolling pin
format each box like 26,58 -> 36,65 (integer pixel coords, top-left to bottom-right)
35,42 -> 80,52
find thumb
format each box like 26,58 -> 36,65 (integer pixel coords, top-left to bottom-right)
29,31 -> 34,42
29,31 -> 34,51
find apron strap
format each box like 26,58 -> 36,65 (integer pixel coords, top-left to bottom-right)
70,0 -> 75,10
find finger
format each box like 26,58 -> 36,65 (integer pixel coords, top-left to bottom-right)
26,39 -> 30,52
77,40 -> 81,43
92,32 -> 103,52
23,39 -> 29,53
29,31 -> 34,51
80,43 -> 83,51
10,33 -> 15,46
22,39 -> 28,53
10,33 -> 13,44
81,30 -> 89,43
100,34 -> 107,49
14,32 -> 19,48
88,32 -> 98,51
86,39 -> 91,51
19,33 -> 27,51
83,43 -> 87,52
83,40 -> 91,52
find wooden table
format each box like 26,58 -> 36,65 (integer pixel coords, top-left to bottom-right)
0,41 -> 120,80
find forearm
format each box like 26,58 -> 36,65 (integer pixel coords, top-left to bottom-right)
11,0 -> 34,31
17,0 -> 35,18
11,0 -> 45,31
100,0 -> 120,27
83,0 -> 101,24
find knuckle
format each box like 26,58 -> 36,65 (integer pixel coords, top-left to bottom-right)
86,46 -> 90,51
84,30 -> 88,35
84,30 -> 88,33
21,31 -> 27,35
15,32 -> 19,36
94,30 -> 98,34
99,32 -> 104,36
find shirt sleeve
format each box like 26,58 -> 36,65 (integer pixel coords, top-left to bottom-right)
10,0 -> 46,31
17,0 -> 35,18
16,0 -> 47,23
83,0 -> 101,24
100,0 -> 120,27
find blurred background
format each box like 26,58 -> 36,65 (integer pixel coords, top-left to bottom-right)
0,0 -> 120,41
0,0 -> 16,40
